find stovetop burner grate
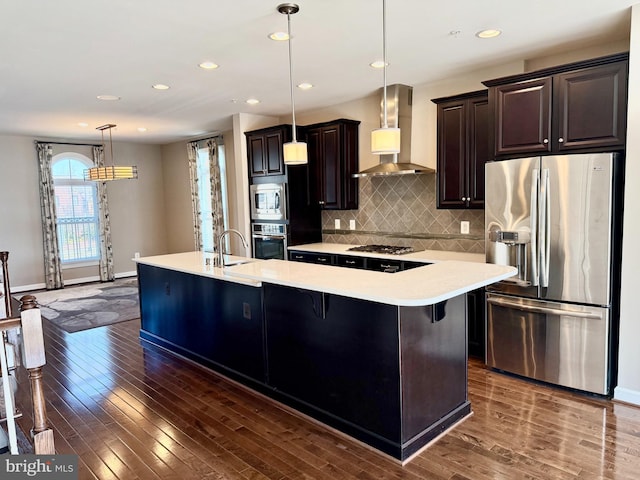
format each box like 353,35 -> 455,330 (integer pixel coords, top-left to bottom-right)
347,244 -> 420,255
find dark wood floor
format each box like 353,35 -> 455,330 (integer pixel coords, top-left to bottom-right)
10,318 -> 640,479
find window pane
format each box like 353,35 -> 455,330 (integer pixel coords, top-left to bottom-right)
52,155 -> 100,263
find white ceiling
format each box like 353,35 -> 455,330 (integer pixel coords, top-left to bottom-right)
0,0 -> 634,144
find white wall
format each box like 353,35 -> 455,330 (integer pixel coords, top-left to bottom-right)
615,4 -> 640,406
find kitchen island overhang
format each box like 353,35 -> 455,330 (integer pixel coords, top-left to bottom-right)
135,252 -> 515,462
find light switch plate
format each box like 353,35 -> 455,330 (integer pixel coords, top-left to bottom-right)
334,219 -> 341,229
460,221 -> 470,234
349,220 -> 356,230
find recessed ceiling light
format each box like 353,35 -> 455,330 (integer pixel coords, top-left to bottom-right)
246,98 -> 260,105
97,95 -> 121,101
78,122 -> 89,127
199,61 -> 219,70
476,29 -> 501,39
297,83 -> 313,90
269,31 -> 289,41
152,84 -> 170,90
137,127 -> 147,132
370,60 -> 388,69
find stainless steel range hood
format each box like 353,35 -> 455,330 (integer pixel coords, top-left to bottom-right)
354,84 -> 435,177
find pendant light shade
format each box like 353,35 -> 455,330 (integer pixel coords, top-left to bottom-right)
84,124 -> 138,181
283,141 -> 308,165
371,0 -> 401,155
371,127 -> 400,154
278,3 -> 308,165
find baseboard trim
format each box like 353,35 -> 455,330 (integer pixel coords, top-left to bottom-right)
10,271 -> 138,293
614,386 -> 640,406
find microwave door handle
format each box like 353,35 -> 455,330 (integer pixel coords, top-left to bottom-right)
530,169 -> 539,286
275,192 -> 280,210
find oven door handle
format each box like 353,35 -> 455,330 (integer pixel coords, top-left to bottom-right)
252,234 -> 285,241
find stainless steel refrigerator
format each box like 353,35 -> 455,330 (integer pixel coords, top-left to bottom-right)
484,152 -> 623,396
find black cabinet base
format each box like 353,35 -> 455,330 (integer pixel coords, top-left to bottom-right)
141,327 -> 470,463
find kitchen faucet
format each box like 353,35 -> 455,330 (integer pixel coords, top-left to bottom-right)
216,229 -> 249,267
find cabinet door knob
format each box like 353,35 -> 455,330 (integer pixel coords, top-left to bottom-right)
558,137 -> 564,143
543,138 -> 549,144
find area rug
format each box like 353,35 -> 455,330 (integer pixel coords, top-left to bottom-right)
19,278 -> 139,333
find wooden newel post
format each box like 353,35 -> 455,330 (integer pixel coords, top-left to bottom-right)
1,251 -> 11,317
20,294 -> 55,453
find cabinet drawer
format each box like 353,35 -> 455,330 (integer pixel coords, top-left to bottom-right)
289,251 -> 334,265
336,255 -> 366,269
367,258 -> 402,273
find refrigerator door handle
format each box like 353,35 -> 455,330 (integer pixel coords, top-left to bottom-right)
539,168 -> 551,287
530,169 -> 539,286
487,296 -> 601,319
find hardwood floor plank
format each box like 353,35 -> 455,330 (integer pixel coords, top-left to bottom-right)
8,319 -> 640,480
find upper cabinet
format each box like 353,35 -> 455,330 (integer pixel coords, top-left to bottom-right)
246,125 -> 290,178
432,90 -> 489,209
483,53 -> 628,159
306,119 -> 360,210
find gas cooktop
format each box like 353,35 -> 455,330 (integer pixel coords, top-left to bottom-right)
347,244 -> 421,255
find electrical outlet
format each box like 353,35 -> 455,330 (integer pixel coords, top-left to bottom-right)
134,252 -> 140,259
334,219 -> 341,230
460,221 -> 470,234
349,219 -> 356,230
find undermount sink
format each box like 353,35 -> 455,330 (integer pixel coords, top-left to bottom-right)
224,259 -> 254,267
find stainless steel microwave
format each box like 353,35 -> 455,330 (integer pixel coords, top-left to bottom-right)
250,183 -> 287,221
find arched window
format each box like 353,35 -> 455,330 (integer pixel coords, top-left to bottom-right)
51,153 -> 100,264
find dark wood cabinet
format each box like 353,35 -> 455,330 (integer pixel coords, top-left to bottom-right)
306,119 -> 360,210
484,53 -> 628,158
432,90 -> 488,209
137,264 -> 265,383
467,288 -> 485,359
264,284 -> 402,443
263,283 -> 469,460
246,125 -> 289,177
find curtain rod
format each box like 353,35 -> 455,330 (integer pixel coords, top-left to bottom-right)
34,140 -> 102,147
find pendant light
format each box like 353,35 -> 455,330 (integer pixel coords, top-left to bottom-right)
278,3 -> 308,165
371,0 -> 400,155
84,124 -> 138,181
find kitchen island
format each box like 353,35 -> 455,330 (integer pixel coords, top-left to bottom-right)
135,251 -> 515,462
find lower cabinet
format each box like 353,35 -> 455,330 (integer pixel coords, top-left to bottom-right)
264,284 -> 401,442
263,283 -> 469,460
137,264 -> 265,382
467,288 -> 485,358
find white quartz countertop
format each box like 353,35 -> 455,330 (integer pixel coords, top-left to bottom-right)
287,243 -> 485,263
134,251 -> 262,287
135,251 -> 515,307
225,257 -> 515,307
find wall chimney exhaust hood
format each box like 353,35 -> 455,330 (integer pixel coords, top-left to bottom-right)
354,84 -> 435,177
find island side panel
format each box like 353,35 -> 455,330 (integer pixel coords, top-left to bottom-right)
263,283 -> 402,451
399,293 -> 470,458
137,263 -> 265,383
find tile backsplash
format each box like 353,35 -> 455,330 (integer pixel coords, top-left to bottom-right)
321,174 -> 485,253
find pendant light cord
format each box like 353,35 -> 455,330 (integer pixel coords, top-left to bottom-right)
382,0 -> 388,129
287,12 -> 298,143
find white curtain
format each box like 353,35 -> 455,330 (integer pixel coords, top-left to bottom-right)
93,146 -> 115,282
35,143 -> 64,290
